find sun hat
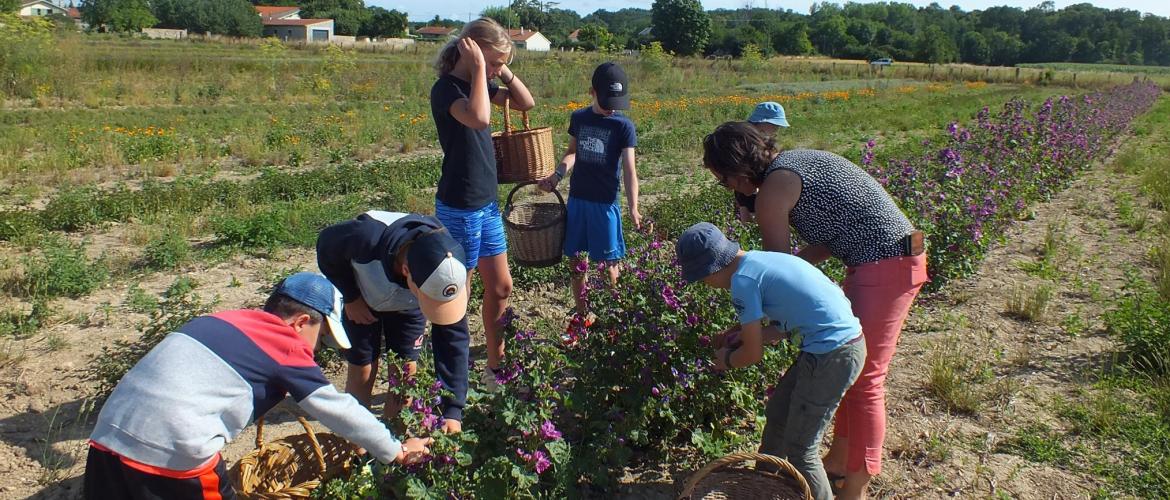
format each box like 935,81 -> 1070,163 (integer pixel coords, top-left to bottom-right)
591,62 -> 630,111
676,222 -> 741,284
747,101 -> 790,127
406,229 -> 470,326
274,272 -> 350,349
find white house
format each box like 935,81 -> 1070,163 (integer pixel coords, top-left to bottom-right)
262,18 -> 334,43
508,28 -> 550,52
19,0 -> 67,17
255,6 -> 333,43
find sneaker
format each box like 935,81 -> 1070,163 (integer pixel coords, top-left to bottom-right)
561,314 -> 595,346
480,366 -> 499,393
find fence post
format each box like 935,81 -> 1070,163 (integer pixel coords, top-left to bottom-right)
1015,67 -> 1020,82
1073,72 -> 1077,87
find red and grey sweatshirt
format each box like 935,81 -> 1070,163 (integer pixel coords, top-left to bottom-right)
89,310 -> 402,472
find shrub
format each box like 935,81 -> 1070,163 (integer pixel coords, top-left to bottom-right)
17,236 -> 107,299
142,231 -> 191,270
1105,274 -> 1170,374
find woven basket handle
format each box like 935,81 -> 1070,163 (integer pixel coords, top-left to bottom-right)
677,452 -> 813,500
501,97 -> 512,134
253,415 -> 329,474
505,181 -> 564,214
521,110 -> 531,131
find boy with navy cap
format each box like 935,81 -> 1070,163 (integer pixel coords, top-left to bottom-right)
538,61 -> 640,325
736,101 -> 790,222
85,272 -> 432,499
676,222 -> 865,500
316,211 -> 471,433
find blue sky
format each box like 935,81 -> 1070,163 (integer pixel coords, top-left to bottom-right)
369,0 -> 1170,23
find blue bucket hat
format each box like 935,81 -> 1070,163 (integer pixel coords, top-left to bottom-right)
676,222 -> 741,284
747,101 -> 789,128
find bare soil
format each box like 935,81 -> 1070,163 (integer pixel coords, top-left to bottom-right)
0,160 -> 1157,499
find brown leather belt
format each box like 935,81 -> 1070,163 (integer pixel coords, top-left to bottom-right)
900,230 -> 925,256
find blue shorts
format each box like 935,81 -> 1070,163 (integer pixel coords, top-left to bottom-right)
343,308 -> 426,366
563,197 -> 626,262
434,199 -> 508,268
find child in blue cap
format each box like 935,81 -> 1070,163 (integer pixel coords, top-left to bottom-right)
736,101 -> 790,222
539,62 -> 641,327
676,222 -> 864,500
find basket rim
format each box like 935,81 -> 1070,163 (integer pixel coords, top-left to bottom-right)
504,182 -> 566,232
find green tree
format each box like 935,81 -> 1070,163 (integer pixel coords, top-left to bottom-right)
959,31 -> 990,64
650,0 -> 711,56
810,15 -> 852,56
80,0 -> 156,32
361,7 -> 407,38
984,29 -> 1021,66
576,23 -> 614,51
300,0 -> 368,36
153,0 -> 261,37
772,22 -> 813,56
915,25 -> 957,63
1,0 -> 19,13
481,6 -> 520,29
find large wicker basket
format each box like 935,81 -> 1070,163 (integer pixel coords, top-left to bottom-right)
503,181 -> 566,268
493,98 -> 556,184
230,416 -> 359,499
678,452 -> 813,500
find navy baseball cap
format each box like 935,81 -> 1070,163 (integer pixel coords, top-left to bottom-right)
592,62 -> 630,111
406,229 -> 469,326
274,272 -> 350,349
676,222 -> 741,283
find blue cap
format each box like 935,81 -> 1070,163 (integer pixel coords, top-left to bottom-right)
676,222 -> 741,283
273,272 -> 349,349
747,101 -> 789,128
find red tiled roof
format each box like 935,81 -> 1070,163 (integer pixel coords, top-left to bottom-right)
416,26 -> 455,36
262,18 -> 331,27
67,7 -> 80,18
255,6 -> 299,18
568,29 -> 580,40
507,29 -> 540,41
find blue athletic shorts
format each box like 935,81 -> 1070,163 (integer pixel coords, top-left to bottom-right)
342,308 -> 426,366
434,199 -> 507,268
563,197 -> 626,262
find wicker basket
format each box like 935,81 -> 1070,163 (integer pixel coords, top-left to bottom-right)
503,181 -> 566,268
493,98 -> 556,184
230,416 -> 359,499
678,452 -> 813,500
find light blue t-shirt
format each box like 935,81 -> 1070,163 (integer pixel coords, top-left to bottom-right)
730,251 -> 861,354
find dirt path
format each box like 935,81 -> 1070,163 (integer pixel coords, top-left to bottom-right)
0,155 -> 1157,498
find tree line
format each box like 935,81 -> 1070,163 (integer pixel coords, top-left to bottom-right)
37,0 -> 1170,67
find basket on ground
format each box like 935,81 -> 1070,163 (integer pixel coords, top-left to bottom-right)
230,416 -> 358,499
678,452 -> 813,500
503,181 -> 566,268
492,98 -> 556,184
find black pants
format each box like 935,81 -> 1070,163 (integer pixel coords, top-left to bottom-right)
84,445 -> 235,500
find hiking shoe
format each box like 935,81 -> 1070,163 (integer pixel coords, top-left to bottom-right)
480,366 -> 499,393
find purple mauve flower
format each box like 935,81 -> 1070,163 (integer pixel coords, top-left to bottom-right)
533,450 -> 552,474
540,420 -> 562,441
421,413 -> 440,430
686,314 -> 699,326
651,386 -> 661,396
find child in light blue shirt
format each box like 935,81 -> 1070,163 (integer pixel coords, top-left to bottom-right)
677,222 -> 865,500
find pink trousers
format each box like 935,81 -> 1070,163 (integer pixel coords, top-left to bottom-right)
834,253 -> 928,475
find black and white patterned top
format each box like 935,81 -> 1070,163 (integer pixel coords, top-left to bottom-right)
766,149 -> 913,267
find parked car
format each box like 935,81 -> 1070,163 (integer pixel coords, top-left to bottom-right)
870,57 -> 894,66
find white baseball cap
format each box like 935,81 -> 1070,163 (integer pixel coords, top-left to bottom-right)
405,229 -> 469,326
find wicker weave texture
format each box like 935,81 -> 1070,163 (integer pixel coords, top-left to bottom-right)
493,99 -> 556,184
230,417 -> 357,500
679,453 -> 813,500
504,182 -> 566,268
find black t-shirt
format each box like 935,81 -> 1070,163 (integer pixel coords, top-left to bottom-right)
430,74 -> 500,209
